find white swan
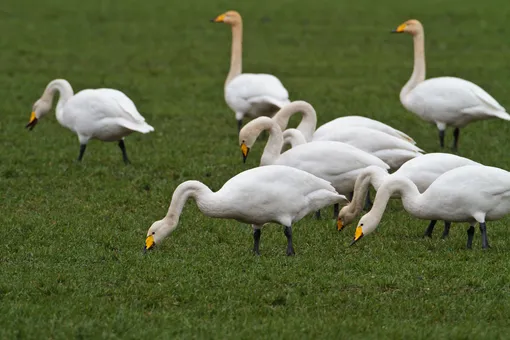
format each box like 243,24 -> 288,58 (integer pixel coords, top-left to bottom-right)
239,117 -> 389,218
392,19 -> 509,150
26,79 -> 154,164
272,100 -> 416,144
144,165 -> 348,256
350,165 -> 510,249
211,10 -> 290,132
338,153 -> 481,236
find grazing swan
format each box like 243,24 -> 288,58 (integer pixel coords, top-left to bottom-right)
239,117 -> 389,217
144,165 -> 348,256
272,100 -> 416,143
392,19 -> 509,150
26,79 -> 154,164
337,153 -> 481,236
211,10 -> 290,132
350,165 -> 510,249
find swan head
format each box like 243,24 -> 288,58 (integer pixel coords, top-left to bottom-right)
337,206 -> 357,231
210,10 -> 242,26
144,218 -> 177,252
349,213 -> 378,246
26,98 -> 52,130
239,125 -> 259,164
391,19 -> 423,36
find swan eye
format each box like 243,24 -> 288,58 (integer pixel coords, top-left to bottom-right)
152,232 -> 155,235
360,223 -> 364,226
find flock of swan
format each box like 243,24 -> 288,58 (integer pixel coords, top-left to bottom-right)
24,11 -> 510,255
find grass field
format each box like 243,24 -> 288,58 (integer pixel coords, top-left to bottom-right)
2,0 -> 510,338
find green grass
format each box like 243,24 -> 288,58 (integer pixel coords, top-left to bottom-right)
2,0 -> 510,338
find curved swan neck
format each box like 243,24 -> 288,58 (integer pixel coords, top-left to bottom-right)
349,167 -> 388,215
283,128 -> 307,148
371,176 -> 421,224
400,30 -> 426,102
162,181 -> 214,228
42,79 -> 74,121
226,21 -> 243,86
273,101 -> 317,142
260,121 -> 284,166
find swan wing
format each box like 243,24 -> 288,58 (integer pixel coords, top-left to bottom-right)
407,77 -> 509,121
314,116 -> 416,144
226,74 -> 290,106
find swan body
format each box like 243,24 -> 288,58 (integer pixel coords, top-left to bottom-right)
272,100 -> 415,143
352,165 -> 510,249
27,79 -> 154,163
239,117 -> 390,195
338,153 -> 481,233
393,19 -> 509,149
312,126 -> 423,169
212,11 -> 290,131
144,165 -> 348,256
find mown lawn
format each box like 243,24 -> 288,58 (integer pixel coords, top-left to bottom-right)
1,0 -> 510,338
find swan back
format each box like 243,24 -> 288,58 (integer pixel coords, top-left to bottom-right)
313,116 -> 416,144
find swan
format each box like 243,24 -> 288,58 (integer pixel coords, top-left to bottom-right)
26,79 -> 154,164
337,153 -> 481,237
144,165 -> 348,256
272,100 -> 416,144
350,165 -> 510,249
239,117 -> 390,217
392,19 -> 509,150
211,10 -> 290,132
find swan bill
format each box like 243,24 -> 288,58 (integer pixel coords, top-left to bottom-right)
337,218 -> 345,231
144,235 -> 155,252
26,111 -> 38,130
211,14 -> 226,23
240,142 -> 250,163
350,226 -> 364,246
391,23 -> 407,33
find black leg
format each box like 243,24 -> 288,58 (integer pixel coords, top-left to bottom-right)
77,144 -> 87,161
118,140 -> 131,165
466,225 -> 475,249
332,204 -> 339,219
253,229 -> 261,255
424,220 -> 437,238
438,130 -> 445,148
237,119 -> 243,133
364,190 -> 373,211
479,222 -> 490,249
348,192 -> 354,201
315,210 -> 321,220
441,221 -> 451,239
452,128 -> 460,152
284,226 -> 295,256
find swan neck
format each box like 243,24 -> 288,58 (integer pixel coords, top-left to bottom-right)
162,181 -> 214,231
372,177 -> 421,223
226,22 -> 243,86
42,79 -> 74,122
400,32 -> 426,102
260,121 -> 284,166
350,167 -> 387,215
273,101 -> 317,142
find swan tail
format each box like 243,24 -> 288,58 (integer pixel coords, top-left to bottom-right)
116,118 -> 155,133
490,110 -> 510,121
396,132 -> 416,144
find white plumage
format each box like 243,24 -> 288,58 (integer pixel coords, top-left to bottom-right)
212,10 -> 290,131
144,165 -> 348,256
338,153 -> 481,235
27,79 -> 153,163
393,19 -> 509,149
352,165 -> 510,249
